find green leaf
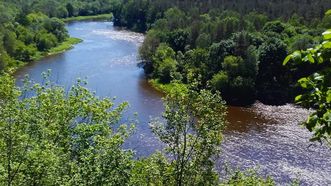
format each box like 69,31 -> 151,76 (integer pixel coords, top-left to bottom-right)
322,41 -> 331,49
298,77 -> 309,89
327,90 -> 331,103
306,53 -> 315,63
322,29 -> 331,40
292,51 -> 302,62
326,9 -> 331,15
295,95 -> 302,102
313,73 -> 324,81
283,55 -> 292,65
323,111 -> 331,121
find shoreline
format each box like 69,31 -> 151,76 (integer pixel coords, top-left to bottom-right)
148,79 -> 188,95
7,37 -> 82,74
62,14 -> 113,22
6,14 -> 113,75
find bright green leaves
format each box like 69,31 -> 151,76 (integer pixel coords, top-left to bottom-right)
326,9 -> 331,15
284,50 -> 302,65
283,55 -> 292,65
323,29 -> 331,40
150,85 -> 227,185
0,74 -> 134,185
327,90 -> 331,103
284,20 -> 331,144
323,40 -> 331,49
297,77 -> 310,89
305,53 -> 315,63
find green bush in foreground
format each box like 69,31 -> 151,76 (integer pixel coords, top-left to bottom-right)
0,73 -> 134,185
0,73 -> 275,185
284,13 -> 331,144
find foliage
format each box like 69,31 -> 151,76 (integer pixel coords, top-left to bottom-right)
284,22 -> 331,144
62,14 -> 113,22
0,73 -> 134,185
113,0 -> 331,33
221,170 -> 275,186
0,0 -> 115,71
0,73 -> 276,185
152,44 -> 178,83
150,85 -> 227,186
257,37 -> 290,105
132,0 -> 329,105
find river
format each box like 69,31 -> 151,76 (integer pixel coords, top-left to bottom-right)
14,21 -> 331,185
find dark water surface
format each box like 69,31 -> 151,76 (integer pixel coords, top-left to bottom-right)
14,21 -> 331,185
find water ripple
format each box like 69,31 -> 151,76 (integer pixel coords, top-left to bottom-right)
220,102 -> 331,185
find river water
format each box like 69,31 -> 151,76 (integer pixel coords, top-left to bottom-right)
14,21 -> 331,185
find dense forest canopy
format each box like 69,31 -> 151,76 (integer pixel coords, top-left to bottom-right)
110,0 -> 331,105
112,0 -> 331,32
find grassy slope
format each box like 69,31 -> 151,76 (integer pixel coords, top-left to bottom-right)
32,37 -> 82,61
62,14 -> 113,22
149,79 -> 188,95
47,37 -> 82,56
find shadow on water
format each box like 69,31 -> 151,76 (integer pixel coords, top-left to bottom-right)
225,106 -> 269,133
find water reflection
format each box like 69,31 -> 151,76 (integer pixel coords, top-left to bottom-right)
225,106 -> 269,133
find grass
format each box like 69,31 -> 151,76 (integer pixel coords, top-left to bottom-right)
62,14 -> 113,22
149,79 -> 188,95
47,37 -> 82,55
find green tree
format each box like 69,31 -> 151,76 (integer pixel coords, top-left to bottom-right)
152,44 -> 177,83
0,73 -> 134,185
288,34 -> 315,53
66,3 -> 75,17
167,29 -> 189,52
151,86 -> 227,186
211,55 -> 256,105
195,33 -> 211,49
164,8 -> 186,30
210,71 -> 229,92
157,58 -> 177,83
36,32 -> 58,51
3,32 -> 17,56
14,41 -> 37,62
0,50 -> 12,71
263,21 -> 287,34
257,37 -> 289,105
43,18 -> 68,42
246,12 -> 268,31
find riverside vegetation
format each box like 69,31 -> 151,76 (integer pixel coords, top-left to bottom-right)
0,0 -> 330,185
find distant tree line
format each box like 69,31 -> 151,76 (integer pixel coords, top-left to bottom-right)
112,0 -> 331,105
3,0 -> 114,18
112,0 -> 331,33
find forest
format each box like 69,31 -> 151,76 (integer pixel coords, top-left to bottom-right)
0,0 -> 330,185
112,0 -> 331,105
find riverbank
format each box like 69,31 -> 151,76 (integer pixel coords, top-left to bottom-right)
6,14 -> 113,74
149,79 -> 187,95
46,37 -> 82,56
7,37 -> 82,74
62,14 -> 113,22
